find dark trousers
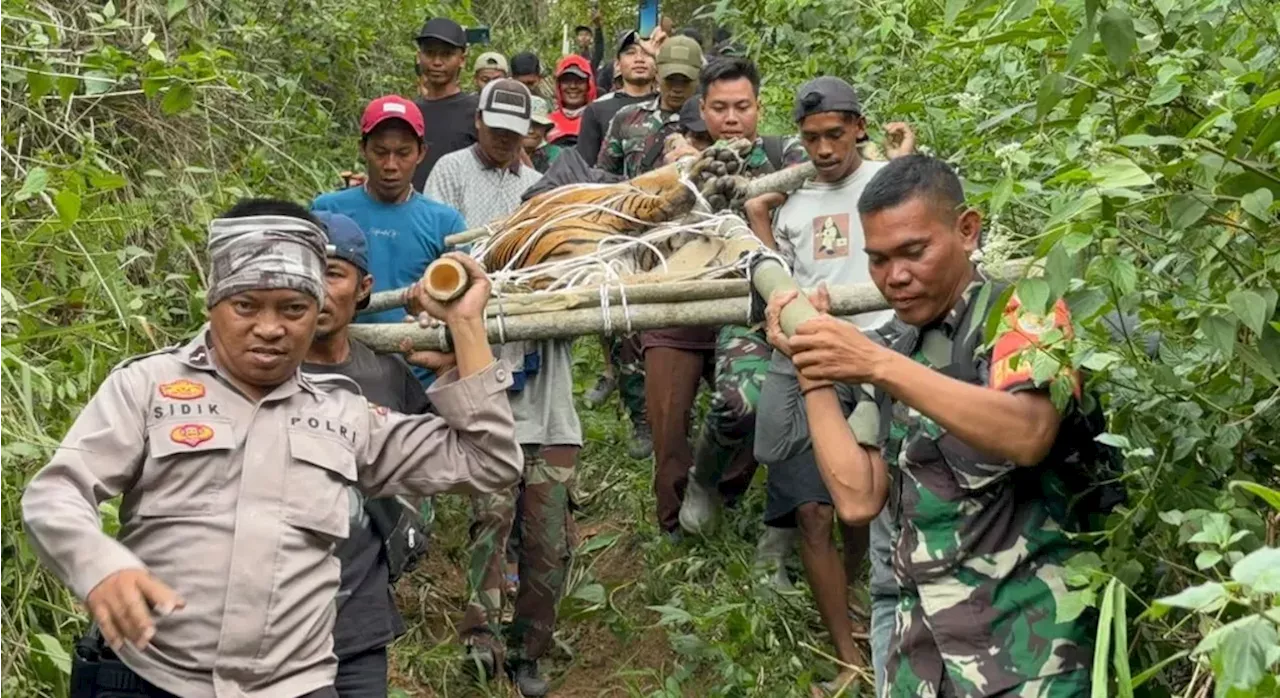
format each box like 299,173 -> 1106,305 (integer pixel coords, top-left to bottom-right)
644,346 -> 757,532
73,653 -> 338,698
335,646 -> 388,698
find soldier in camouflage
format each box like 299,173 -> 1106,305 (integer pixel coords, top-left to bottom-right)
765,155 -> 1093,697
673,57 -> 810,541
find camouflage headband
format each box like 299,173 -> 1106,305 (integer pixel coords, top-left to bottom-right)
206,215 -> 328,308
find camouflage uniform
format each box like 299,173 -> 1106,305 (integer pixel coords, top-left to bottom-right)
596,96 -> 680,178
595,96 -> 682,425
689,136 -> 809,490
851,278 -> 1094,697
608,333 -> 647,428
461,445 -> 576,663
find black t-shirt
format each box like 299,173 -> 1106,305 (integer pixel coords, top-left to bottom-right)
577,91 -> 656,166
412,92 -> 481,191
302,339 -> 431,659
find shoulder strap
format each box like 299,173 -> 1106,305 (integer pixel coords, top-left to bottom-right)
762,135 -> 785,171
640,139 -> 666,172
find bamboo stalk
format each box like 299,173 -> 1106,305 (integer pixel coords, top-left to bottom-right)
349,257 -> 1030,351
365,278 -> 752,316
351,260 -> 873,352
424,257 -> 468,302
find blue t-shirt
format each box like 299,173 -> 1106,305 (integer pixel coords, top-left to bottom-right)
311,187 -> 466,325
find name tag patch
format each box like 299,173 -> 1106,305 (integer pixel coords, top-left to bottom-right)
170,423 -> 215,447
159,379 -> 206,400
289,415 -> 358,444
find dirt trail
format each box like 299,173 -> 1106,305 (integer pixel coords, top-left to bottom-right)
388,515 -> 682,698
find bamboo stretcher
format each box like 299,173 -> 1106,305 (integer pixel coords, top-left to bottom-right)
348,139 -> 1025,352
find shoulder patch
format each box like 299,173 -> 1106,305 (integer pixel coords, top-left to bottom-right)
159,378 -> 206,400
111,345 -> 181,373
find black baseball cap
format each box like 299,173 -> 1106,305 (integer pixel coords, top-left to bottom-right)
615,29 -> 640,56
679,97 -> 707,134
793,76 -> 863,122
510,51 -> 541,77
416,17 -> 466,48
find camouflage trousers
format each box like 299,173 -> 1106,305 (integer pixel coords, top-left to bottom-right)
884,591 -> 1092,697
691,325 -> 772,490
646,325 -> 771,530
606,334 -> 647,426
460,445 -> 577,663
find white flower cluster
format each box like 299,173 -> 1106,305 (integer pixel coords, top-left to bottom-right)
971,215 -> 1017,269
954,92 -> 983,111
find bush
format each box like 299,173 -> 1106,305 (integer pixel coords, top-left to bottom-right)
708,0 -> 1279,694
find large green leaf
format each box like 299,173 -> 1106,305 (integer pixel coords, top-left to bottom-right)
1199,314 -> 1237,358
1097,7 -> 1136,70
1227,290 -> 1267,335
1036,72 -> 1066,120
1145,80 -> 1182,106
1090,158 -> 1154,189
1229,481 -> 1280,512
1153,581 -> 1229,613
945,0 -> 967,25
161,84 -> 196,114
1168,194 -> 1208,230
1240,187 -> 1274,222
1230,547 -> 1280,593
53,190 -> 81,226
1215,616 -> 1278,694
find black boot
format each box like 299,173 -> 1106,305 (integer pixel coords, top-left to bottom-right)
508,659 -> 549,697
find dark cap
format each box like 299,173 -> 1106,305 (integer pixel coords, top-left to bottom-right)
615,29 -> 640,56
510,51 -> 541,77
416,17 -> 466,47
314,211 -> 371,308
574,24 -> 592,34
793,76 -> 863,122
679,97 -> 707,134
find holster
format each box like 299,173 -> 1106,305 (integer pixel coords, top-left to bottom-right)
70,627 -> 156,698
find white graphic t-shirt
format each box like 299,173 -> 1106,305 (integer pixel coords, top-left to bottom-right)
773,159 -> 893,329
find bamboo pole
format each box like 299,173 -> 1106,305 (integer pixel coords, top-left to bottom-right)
349,257 -> 1030,352
423,257 -> 468,302
352,259 -> 866,352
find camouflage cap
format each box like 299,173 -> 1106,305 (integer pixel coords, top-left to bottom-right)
206,215 -> 328,308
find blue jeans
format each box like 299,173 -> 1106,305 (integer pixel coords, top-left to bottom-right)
870,592 -> 897,697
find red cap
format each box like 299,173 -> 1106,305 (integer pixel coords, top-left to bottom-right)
360,96 -> 425,137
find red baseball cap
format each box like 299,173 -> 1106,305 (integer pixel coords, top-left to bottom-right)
360,96 -> 425,137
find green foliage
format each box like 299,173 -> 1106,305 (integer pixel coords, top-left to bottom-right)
1,0 -> 432,692
708,0 -> 1280,694
3,0 -> 1277,695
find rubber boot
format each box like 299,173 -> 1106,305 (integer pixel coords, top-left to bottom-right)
509,659 -> 549,697
753,525 -> 798,590
628,421 -> 653,460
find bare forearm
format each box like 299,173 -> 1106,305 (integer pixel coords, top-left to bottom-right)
448,318 -> 493,377
804,387 -> 888,524
873,351 -> 1061,466
745,208 -> 778,249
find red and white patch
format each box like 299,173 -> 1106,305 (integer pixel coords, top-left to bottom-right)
170,423 -> 214,448
159,378 -> 206,400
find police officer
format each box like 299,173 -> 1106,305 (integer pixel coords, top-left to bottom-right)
764,155 -> 1093,696
23,199 -> 522,698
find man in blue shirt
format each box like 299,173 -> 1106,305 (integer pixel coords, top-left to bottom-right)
313,95 -> 467,328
